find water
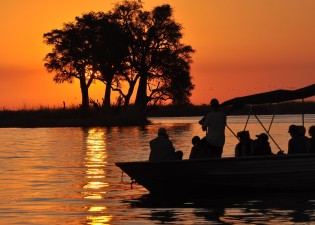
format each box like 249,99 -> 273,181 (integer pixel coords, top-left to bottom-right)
0,114 -> 315,225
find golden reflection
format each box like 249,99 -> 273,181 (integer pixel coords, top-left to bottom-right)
84,181 -> 109,189
83,193 -> 104,199
87,206 -> 107,212
83,128 -> 108,196
86,215 -> 113,225
86,168 -> 105,179
82,128 -> 114,224
82,128 -> 113,222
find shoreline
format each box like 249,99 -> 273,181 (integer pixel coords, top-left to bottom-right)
0,101 -> 314,128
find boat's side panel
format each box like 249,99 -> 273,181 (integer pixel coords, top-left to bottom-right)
116,155 -> 315,194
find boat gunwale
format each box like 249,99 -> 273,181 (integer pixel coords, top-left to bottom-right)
115,153 -> 315,166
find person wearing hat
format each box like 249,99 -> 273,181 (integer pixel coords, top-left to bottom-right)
251,133 -> 274,156
288,124 -> 311,154
235,130 -> 253,157
200,98 -> 227,158
149,127 -> 183,162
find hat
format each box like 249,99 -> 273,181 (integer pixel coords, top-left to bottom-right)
158,127 -> 167,135
237,130 -> 249,139
288,125 -> 297,133
256,133 -> 268,141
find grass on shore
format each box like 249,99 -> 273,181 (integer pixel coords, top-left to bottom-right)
0,106 -> 148,128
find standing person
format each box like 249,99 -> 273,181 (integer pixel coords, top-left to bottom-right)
149,127 -> 183,162
309,125 -> 315,153
201,98 -> 227,158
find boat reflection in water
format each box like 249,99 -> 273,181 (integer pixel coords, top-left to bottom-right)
126,191 -> 315,224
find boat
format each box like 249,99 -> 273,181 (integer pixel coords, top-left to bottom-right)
116,154 -> 315,195
115,84 -> 315,195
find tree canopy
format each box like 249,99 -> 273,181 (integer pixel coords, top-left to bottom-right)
43,0 -> 194,112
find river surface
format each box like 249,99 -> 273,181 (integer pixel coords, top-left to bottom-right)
0,114 -> 315,225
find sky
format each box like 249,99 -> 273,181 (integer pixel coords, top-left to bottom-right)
1,0 -> 315,109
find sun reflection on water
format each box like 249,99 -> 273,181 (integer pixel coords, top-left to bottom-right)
82,128 -> 113,224
86,215 -> 113,225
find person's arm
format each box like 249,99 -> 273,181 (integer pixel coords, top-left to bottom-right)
267,143 -> 274,155
235,144 -> 240,157
189,147 -> 195,159
306,137 -> 312,153
288,139 -> 292,154
168,139 -> 176,153
202,114 -> 209,131
149,141 -> 153,161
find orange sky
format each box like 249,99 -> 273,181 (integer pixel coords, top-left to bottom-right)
1,0 -> 315,109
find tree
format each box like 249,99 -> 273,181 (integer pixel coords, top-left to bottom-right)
44,1 -> 194,112
109,0 -> 144,107
148,45 -> 195,105
111,1 -> 195,110
43,13 -> 100,112
88,14 -> 129,110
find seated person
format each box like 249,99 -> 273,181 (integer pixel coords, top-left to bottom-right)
252,133 -> 274,156
235,130 -> 253,157
309,125 -> 315,153
297,125 -> 311,152
288,125 -> 310,154
149,127 -> 183,162
189,136 -> 206,159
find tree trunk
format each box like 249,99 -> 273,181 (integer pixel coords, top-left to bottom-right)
80,77 -> 89,112
135,73 -> 148,110
103,83 -> 112,110
103,75 -> 114,111
124,81 -> 136,106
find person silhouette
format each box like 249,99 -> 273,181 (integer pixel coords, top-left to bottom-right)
200,98 -> 227,158
252,133 -> 274,156
149,127 -> 183,162
288,125 -> 310,154
309,125 -> 315,153
235,130 -> 253,157
189,136 -> 206,159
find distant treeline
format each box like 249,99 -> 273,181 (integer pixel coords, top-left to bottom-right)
147,101 -> 315,117
0,101 -> 313,127
0,106 -> 148,128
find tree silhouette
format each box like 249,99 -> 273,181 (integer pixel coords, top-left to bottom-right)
44,1 -> 194,112
87,13 -> 129,110
44,15 -> 100,112
111,1 -> 195,110
149,45 -> 194,105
